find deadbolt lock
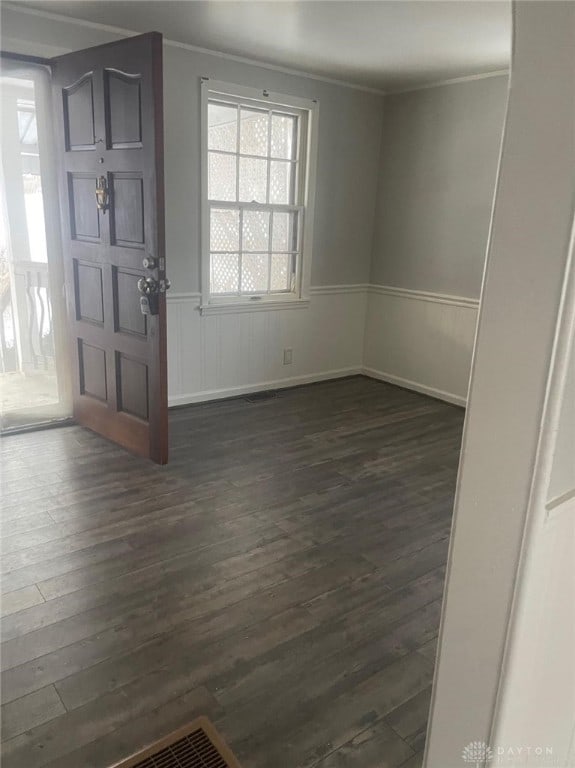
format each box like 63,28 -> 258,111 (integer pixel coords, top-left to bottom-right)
143,256 -> 157,270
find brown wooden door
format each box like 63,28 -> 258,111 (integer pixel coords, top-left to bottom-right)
51,33 -> 168,464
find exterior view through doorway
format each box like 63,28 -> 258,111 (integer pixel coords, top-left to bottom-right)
1,59 -> 71,431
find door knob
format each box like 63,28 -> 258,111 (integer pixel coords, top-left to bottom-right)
137,276 -> 170,296
137,276 -> 158,295
143,256 -> 157,270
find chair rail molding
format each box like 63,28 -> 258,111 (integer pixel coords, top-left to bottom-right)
368,284 -> 480,309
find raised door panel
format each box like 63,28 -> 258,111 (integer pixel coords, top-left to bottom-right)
105,69 -> 143,149
74,260 -> 104,325
78,340 -> 107,402
116,353 -> 149,420
68,174 -> 100,242
113,267 -> 147,337
110,173 -> 145,248
63,73 -> 96,151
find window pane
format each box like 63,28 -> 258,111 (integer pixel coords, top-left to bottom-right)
23,175 -> 47,262
208,151 -> 236,201
271,253 -> 291,291
272,211 -> 298,252
270,160 -> 294,204
241,253 -> 269,292
239,157 -> 267,203
210,208 -> 239,251
271,113 -> 296,159
239,108 -> 268,156
211,253 -> 239,293
17,110 -> 38,145
208,102 -> 237,152
243,210 -> 270,251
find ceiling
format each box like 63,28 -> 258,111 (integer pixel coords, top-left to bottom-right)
15,0 -> 512,91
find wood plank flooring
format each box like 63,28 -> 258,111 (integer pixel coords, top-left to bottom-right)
0,376 -> 464,768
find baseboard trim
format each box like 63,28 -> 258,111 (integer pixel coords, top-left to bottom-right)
362,367 -> 467,407
168,366 -> 363,407
169,365 -> 468,408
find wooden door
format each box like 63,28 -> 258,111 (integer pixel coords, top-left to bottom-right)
51,33 -> 168,463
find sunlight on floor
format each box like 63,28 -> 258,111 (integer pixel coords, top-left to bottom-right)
0,370 -> 60,429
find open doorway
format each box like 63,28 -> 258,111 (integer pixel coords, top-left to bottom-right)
0,60 -> 71,431
1,36 -> 169,463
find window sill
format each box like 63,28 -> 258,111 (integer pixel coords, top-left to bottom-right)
199,297 -> 310,315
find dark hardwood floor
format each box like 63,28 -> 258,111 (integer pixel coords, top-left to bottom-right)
0,376 -> 464,768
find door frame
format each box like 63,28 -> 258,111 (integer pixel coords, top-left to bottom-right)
425,2 -> 575,765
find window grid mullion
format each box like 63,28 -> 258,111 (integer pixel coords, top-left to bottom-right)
211,250 -> 298,255
266,109 -> 273,292
208,200 -> 301,214
238,207 -> 243,295
235,104 -> 240,204
294,114 -> 302,200
267,210 -> 273,294
266,108 -> 272,207
209,147 -> 299,164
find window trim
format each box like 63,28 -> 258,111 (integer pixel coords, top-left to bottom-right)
200,78 -> 319,313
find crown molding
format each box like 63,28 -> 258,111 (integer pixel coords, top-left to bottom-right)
386,68 -> 509,97
3,3 -> 510,97
2,2 -> 386,96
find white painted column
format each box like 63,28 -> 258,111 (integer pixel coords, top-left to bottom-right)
425,2 -> 575,766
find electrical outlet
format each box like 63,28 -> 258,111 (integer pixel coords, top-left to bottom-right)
283,348 -> 293,365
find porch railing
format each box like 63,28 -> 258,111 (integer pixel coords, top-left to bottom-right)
0,260 -> 55,374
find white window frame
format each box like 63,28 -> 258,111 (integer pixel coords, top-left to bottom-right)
200,78 -> 319,314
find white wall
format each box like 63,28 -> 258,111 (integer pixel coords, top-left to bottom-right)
1,4 -> 507,408
1,4 -> 381,404
426,3 -> 575,764
371,76 -> 509,299
168,286 -> 367,404
363,73 -> 508,406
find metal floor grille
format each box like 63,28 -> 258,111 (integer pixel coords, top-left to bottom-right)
112,719 -> 241,768
137,728 -> 226,768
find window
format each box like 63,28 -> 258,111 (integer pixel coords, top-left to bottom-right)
201,80 -> 318,310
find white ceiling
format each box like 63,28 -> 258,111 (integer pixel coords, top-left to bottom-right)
16,0 -> 512,91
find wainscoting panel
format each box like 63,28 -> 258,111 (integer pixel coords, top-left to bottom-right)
363,286 -> 480,406
167,284 -> 480,407
167,286 -> 367,406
